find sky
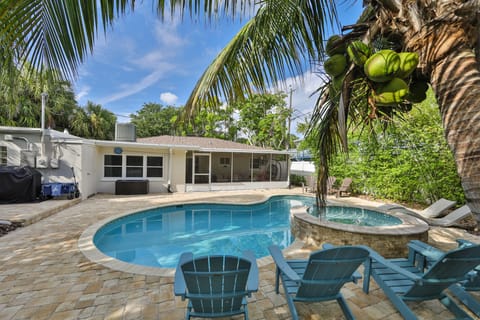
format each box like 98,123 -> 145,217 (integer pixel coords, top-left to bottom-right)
74,2 -> 364,136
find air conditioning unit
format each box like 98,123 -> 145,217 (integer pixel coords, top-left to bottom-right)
115,123 -> 136,142
21,150 -> 37,167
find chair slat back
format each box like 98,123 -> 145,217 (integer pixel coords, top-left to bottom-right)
297,247 -> 369,299
339,178 -> 352,191
406,245 -> 480,298
181,255 -> 251,315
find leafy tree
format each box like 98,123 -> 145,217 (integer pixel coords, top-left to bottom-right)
70,101 -> 117,140
235,93 -> 290,150
130,103 -> 180,137
175,96 -> 237,140
0,66 -> 78,130
306,91 -> 464,205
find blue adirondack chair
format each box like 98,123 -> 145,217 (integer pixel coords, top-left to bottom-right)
268,244 -> 370,320
407,239 -> 480,317
364,243 -> 480,320
174,251 -> 258,320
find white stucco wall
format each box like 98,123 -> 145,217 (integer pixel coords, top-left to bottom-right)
95,145 -> 172,194
79,143 -> 98,198
169,149 -> 186,193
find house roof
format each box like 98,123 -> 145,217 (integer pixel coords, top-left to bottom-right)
138,135 -> 287,153
0,126 -> 289,154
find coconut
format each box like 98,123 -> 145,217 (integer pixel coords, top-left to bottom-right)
374,91 -> 408,106
377,77 -> 408,94
347,41 -> 372,67
396,52 -> 419,78
326,35 -> 346,56
364,50 -> 400,83
373,77 -> 409,106
324,54 -> 347,77
332,74 -> 345,91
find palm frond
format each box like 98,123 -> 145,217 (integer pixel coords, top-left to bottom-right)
0,0 -> 133,80
183,0 -> 338,117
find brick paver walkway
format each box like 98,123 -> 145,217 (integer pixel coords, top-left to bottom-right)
1,189 -> 479,319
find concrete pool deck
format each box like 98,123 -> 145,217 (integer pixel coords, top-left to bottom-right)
1,188 -> 480,319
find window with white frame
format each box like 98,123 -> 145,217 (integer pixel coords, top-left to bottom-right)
0,146 -> 7,166
103,154 -> 164,179
126,155 -> 143,177
147,156 -> 163,177
104,155 -> 122,177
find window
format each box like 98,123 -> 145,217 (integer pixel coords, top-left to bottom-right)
104,155 -> 122,177
147,156 -> 163,177
219,157 -> 230,166
126,156 -> 143,177
103,154 -> 164,179
0,146 -> 6,165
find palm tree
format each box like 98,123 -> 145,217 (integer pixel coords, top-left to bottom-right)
1,0 -> 479,223
311,1 -> 480,219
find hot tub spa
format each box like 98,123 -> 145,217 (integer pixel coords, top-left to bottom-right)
291,203 -> 429,258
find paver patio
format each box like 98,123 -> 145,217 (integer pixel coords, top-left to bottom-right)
1,189 -> 479,319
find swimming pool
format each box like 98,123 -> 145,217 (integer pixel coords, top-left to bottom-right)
87,194 -> 413,271
93,195 -> 315,268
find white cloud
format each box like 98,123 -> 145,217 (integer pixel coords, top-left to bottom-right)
96,19 -> 189,105
160,92 -> 178,105
133,51 -> 166,69
100,66 -> 173,104
154,20 -> 187,48
75,85 -> 91,102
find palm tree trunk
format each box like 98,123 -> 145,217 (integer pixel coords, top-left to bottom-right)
430,49 -> 480,221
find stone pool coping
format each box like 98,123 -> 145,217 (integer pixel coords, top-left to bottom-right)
78,194 -> 310,277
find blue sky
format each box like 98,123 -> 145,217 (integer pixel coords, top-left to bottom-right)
74,2 -> 363,133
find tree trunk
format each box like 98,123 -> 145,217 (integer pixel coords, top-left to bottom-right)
429,49 -> 480,221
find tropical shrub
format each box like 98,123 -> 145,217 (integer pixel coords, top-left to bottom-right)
327,90 -> 465,205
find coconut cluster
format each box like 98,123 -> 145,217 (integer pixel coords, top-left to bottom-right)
324,35 -> 429,110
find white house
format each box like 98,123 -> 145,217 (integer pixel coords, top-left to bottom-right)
0,125 -> 290,199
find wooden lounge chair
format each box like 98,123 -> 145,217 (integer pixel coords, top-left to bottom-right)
427,205 -> 473,227
327,176 -> 337,194
335,178 -> 352,198
378,198 -> 456,221
174,251 -> 258,320
269,244 -> 369,320
364,243 -> 480,319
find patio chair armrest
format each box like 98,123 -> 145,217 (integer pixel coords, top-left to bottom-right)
174,252 -> 193,298
242,250 -> 259,292
366,247 -> 422,282
268,245 -> 301,282
457,239 -> 476,248
322,243 -> 335,250
407,240 -> 444,268
456,240 -> 480,273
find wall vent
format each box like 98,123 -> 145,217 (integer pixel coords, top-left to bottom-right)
115,123 -> 136,142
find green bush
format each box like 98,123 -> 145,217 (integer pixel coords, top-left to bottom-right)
290,174 -> 306,186
327,91 -> 465,205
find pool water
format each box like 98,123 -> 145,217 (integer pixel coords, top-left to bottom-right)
93,195 -> 401,268
94,195 -> 314,268
309,206 -> 402,227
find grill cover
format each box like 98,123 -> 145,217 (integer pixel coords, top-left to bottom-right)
0,166 -> 42,203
